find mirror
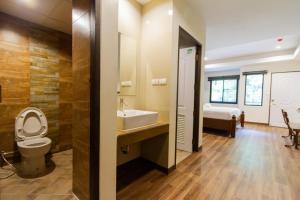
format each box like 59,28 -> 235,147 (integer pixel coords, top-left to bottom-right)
118,33 -> 137,96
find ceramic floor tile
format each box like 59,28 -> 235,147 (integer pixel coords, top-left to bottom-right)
0,150 -> 74,199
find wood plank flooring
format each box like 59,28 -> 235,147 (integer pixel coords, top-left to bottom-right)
117,124 -> 300,200
176,150 -> 192,165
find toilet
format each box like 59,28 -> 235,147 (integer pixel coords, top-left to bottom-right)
15,107 -> 52,176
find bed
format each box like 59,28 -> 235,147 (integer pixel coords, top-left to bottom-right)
203,104 -> 245,138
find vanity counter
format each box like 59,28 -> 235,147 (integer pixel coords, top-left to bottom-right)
116,122 -> 169,146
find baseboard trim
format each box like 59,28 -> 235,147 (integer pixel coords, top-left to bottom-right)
167,165 -> 176,174
198,145 -> 203,152
140,158 -> 175,175
72,193 -> 80,200
245,121 -> 269,126
117,157 -> 174,191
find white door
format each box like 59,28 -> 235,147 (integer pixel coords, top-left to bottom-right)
269,72 -> 300,127
177,47 -> 196,152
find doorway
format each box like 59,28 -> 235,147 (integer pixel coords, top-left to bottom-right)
269,71 -> 300,127
175,27 -> 202,165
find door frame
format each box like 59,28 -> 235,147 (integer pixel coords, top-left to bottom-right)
175,27 -> 202,165
268,71 -> 300,126
89,0 -> 101,199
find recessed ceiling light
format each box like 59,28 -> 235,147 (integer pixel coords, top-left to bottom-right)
136,0 -> 152,5
168,9 -> 173,16
204,57 -> 208,61
19,0 -> 37,8
276,45 -> 282,49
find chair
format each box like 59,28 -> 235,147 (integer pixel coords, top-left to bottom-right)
281,109 -> 296,147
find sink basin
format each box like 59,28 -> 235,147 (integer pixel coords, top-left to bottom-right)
117,109 -> 158,130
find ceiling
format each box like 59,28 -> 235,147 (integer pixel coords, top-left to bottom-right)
187,0 -> 300,71
0,0 -> 72,34
1,0 -> 299,69
206,34 -> 300,61
0,0 -> 148,33
188,0 -> 300,50
135,0 -> 152,5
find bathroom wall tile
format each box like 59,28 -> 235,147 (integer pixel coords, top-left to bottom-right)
72,0 -> 90,23
0,105 -> 29,152
59,123 -> 72,150
59,103 -> 72,122
72,140 -> 89,200
59,38 -> 72,61
72,102 -> 90,143
0,14 -> 72,155
0,77 -> 30,104
59,60 -> 72,81
72,13 -> 90,102
0,38 -> 30,105
60,81 -> 73,102
29,28 -> 61,151
72,0 -> 91,197
0,18 -> 28,46
0,131 -> 17,152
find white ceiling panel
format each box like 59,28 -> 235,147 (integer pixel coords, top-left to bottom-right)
188,0 -> 300,51
0,0 -> 71,34
206,34 -> 300,61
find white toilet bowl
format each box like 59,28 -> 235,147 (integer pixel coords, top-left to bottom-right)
17,137 -> 51,175
15,107 -> 52,176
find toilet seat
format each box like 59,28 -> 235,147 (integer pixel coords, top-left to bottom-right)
17,137 -> 51,149
15,107 -> 48,141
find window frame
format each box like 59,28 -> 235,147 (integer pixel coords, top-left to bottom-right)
244,73 -> 264,106
209,76 -> 240,104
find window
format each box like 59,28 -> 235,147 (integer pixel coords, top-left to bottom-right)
244,74 -> 264,106
209,76 -> 239,104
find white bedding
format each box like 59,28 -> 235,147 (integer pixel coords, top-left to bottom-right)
203,104 -> 241,120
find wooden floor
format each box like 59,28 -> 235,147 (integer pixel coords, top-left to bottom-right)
117,124 -> 300,200
176,150 -> 192,165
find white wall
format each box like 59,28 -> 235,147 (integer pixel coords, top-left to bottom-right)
204,59 -> 300,124
117,0 -> 142,166
118,0 -> 207,169
170,0 -> 206,166
99,0 -> 118,199
140,0 -> 173,122
118,0 -> 142,109
100,0 -> 207,198
240,59 -> 300,123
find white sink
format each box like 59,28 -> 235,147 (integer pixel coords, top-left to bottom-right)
117,109 -> 158,130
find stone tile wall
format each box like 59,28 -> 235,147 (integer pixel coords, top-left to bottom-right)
0,13 -> 72,154
72,0 -> 91,198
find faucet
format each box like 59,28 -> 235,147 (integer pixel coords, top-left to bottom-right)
120,97 -> 125,112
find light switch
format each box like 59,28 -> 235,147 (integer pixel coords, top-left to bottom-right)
159,78 -> 167,85
152,78 -> 167,86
